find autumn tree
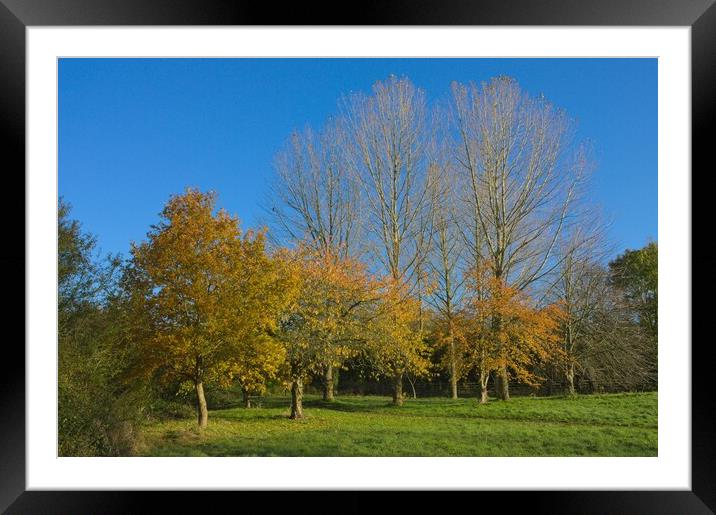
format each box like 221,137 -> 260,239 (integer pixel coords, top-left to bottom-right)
365,280 -> 431,406
449,76 -> 591,399
457,263 -> 499,404
277,248 -> 377,418
459,262 -> 563,403
231,334 -> 287,408
126,189 -> 292,428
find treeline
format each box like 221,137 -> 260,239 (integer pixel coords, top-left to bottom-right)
58,75 -> 657,456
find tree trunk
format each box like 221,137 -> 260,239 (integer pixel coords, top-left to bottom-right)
392,374 -> 403,406
480,385 -> 489,404
242,386 -> 251,408
449,337 -> 458,399
496,366 -> 510,401
492,312 -> 510,401
290,379 -> 304,419
195,380 -> 208,428
322,364 -> 335,402
406,374 -> 417,399
479,372 -> 489,404
565,363 -> 576,397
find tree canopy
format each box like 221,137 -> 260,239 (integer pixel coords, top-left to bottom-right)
125,189 -> 295,427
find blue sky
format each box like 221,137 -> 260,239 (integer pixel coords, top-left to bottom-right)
59,58 -> 657,259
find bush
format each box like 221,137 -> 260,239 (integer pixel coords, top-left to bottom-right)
58,336 -> 146,456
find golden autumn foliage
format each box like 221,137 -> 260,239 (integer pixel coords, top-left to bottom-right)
430,312 -> 471,388
275,246 -> 378,417
126,189 -> 295,426
227,246 -> 300,398
277,247 -> 377,379
458,263 -> 564,402
365,280 -> 431,405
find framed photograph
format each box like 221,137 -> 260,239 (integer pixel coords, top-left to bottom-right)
2,0 -> 712,513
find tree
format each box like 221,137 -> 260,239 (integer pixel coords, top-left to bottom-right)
269,119 -> 360,259
365,280 -> 431,406
269,120 -> 363,398
531,228 -> 654,395
342,76 -> 435,403
59,198 -> 118,333
459,262 -> 564,403
230,333 -> 286,408
599,241 -> 659,389
576,291 -> 655,392
277,248 -> 377,418
548,223 -> 612,395
58,199 -> 142,456
449,76 -> 591,399
554,255 -> 611,395
343,75 -> 433,286
126,189 -> 292,428
609,242 -> 658,342
425,156 -> 466,399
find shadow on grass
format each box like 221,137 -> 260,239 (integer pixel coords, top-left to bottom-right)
305,397 -> 656,429
207,393 -> 656,429
302,398 -> 385,413
214,411 -> 288,422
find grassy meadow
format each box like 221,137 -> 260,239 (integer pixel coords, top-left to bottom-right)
139,392 -> 657,457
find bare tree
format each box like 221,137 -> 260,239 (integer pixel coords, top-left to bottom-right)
578,293 -> 655,392
450,76 -> 592,400
560,261 -> 654,393
547,219 -> 654,395
425,147 -> 466,399
553,228 -> 610,395
342,75 -> 435,403
343,75 -> 433,285
268,118 -> 360,259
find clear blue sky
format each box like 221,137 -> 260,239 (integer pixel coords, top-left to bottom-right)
59,58 -> 657,259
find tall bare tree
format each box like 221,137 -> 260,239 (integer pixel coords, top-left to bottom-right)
269,118 -> 360,259
343,75 -> 433,284
551,225 -> 611,395
342,75 -> 435,404
450,76 -> 591,400
425,153 -> 466,399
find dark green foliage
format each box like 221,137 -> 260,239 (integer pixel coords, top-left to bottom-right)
58,199 -> 145,456
608,242 -> 658,384
609,242 -> 658,340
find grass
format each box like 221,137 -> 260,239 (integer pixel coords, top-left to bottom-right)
139,392 -> 657,457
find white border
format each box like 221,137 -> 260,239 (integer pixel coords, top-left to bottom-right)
27,27 -> 691,490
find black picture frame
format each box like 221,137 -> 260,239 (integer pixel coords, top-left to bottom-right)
1,1 -> 712,513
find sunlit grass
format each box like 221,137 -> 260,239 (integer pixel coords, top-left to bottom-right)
140,392 -> 657,457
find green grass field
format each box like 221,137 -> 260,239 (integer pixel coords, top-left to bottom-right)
140,392 -> 657,457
